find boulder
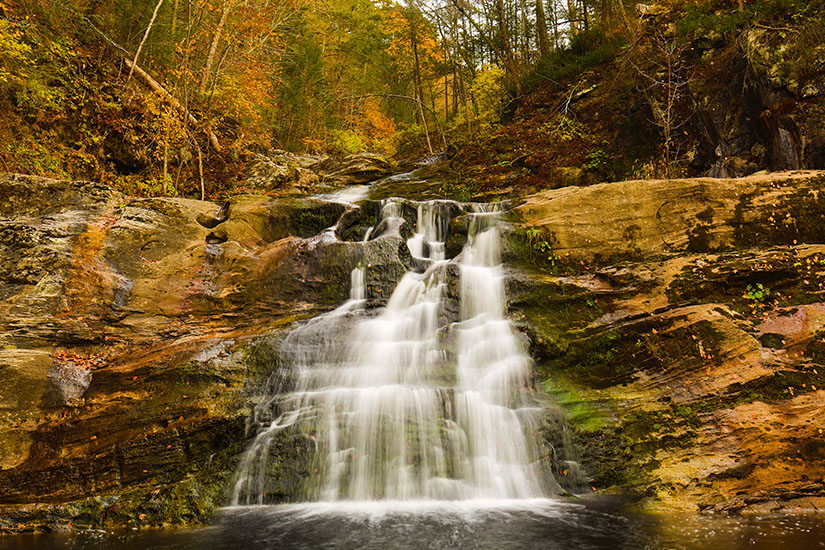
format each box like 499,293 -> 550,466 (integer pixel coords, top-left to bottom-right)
316,152 -> 393,185
513,171 -> 825,265
243,151 -> 321,192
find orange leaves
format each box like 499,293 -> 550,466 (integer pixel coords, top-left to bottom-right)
52,349 -> 105,370
362,97 -> 396,139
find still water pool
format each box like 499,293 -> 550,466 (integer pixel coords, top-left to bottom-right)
3,499 -> 825,550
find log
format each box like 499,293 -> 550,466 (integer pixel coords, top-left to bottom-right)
123,58 -> 222,153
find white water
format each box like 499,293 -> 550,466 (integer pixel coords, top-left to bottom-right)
232,200 -> 547,505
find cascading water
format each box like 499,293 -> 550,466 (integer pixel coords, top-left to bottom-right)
232,199 -> 549,505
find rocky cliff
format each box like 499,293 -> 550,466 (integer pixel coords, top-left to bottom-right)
2,169 -> 825,532
0,173 -> 406,531
510,170 -> 825,512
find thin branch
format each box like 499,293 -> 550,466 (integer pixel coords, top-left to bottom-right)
126,0 -> 166,87
74,9 -> 222,154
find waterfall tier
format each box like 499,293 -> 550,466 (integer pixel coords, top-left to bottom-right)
232,200 -> 548,504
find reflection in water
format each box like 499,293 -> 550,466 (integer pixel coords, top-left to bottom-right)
4,501 -> 825,550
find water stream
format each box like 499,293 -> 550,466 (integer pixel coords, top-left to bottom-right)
232,199 -> 549,504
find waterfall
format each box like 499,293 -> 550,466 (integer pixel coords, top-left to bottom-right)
232,200 -> 547,505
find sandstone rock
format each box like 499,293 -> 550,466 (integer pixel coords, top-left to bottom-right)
243,151 -> 321,192
316,152 -> 393,185
0,173 -> 411,532
513,171 -> 825,265
508,170 -> 825,513
5,168 -> 825,527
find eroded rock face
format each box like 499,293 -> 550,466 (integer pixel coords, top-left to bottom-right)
243,151 -> 322,192
0,173 -> 408,532
508,170 -> 825,513
513,171 -> 825,265
4,169 -> 825,531
681,28 -> 825,178
316,153 -> 393,185
242,151 -> 394,193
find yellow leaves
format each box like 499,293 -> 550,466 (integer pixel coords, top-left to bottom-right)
470,65 -> 506,130
382,7 -> 442,77
0,18 -> 34,85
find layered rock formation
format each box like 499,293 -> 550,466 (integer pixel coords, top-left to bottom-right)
0,173 -> 406,532
509,170 -> 825,512
243,151 -> 393,194
2,169 -> 825,533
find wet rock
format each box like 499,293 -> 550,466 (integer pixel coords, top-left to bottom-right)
243,151 -> 321,192
0,173 -> 414,531
334,206 -> 365,241
45,361 -> 92,407
316,153 -> 393,185
196,201 -> 230,229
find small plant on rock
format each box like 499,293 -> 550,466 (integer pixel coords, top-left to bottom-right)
745,283 -> 771,302
526,227 -> 561,272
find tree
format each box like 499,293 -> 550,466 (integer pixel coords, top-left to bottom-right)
631,28 -> 696,174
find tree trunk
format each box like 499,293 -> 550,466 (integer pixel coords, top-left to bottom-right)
123,57 -> 222,153
518,0 -> 531,64
162,122 -> 169,194
448,0 -> 521,94
495,0 -> 515,72
616,0 -> 632,31
552,0 -> 559,49
125,0 -> 166,87
568,0 -> 578,32
536,0 -> 550,58
200,0 -> 234,95
171,0 -> 179,37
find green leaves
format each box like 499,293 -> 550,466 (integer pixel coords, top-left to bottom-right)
745,283 -> 771,302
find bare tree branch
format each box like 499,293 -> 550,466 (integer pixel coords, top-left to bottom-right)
126,0 -> 166,87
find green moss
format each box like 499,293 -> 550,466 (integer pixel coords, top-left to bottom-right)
541,322 -> 661,388
733,182 -> 825,249
288,203 -> 345,238
509,226 -> 574,275
543,378 -> 606,432
759,332 -> 786,348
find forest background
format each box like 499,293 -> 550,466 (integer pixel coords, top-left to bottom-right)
0,0 -> 823,199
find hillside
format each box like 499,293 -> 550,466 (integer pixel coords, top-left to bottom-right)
2,1 -> 824,202
443,1 -> 825,199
